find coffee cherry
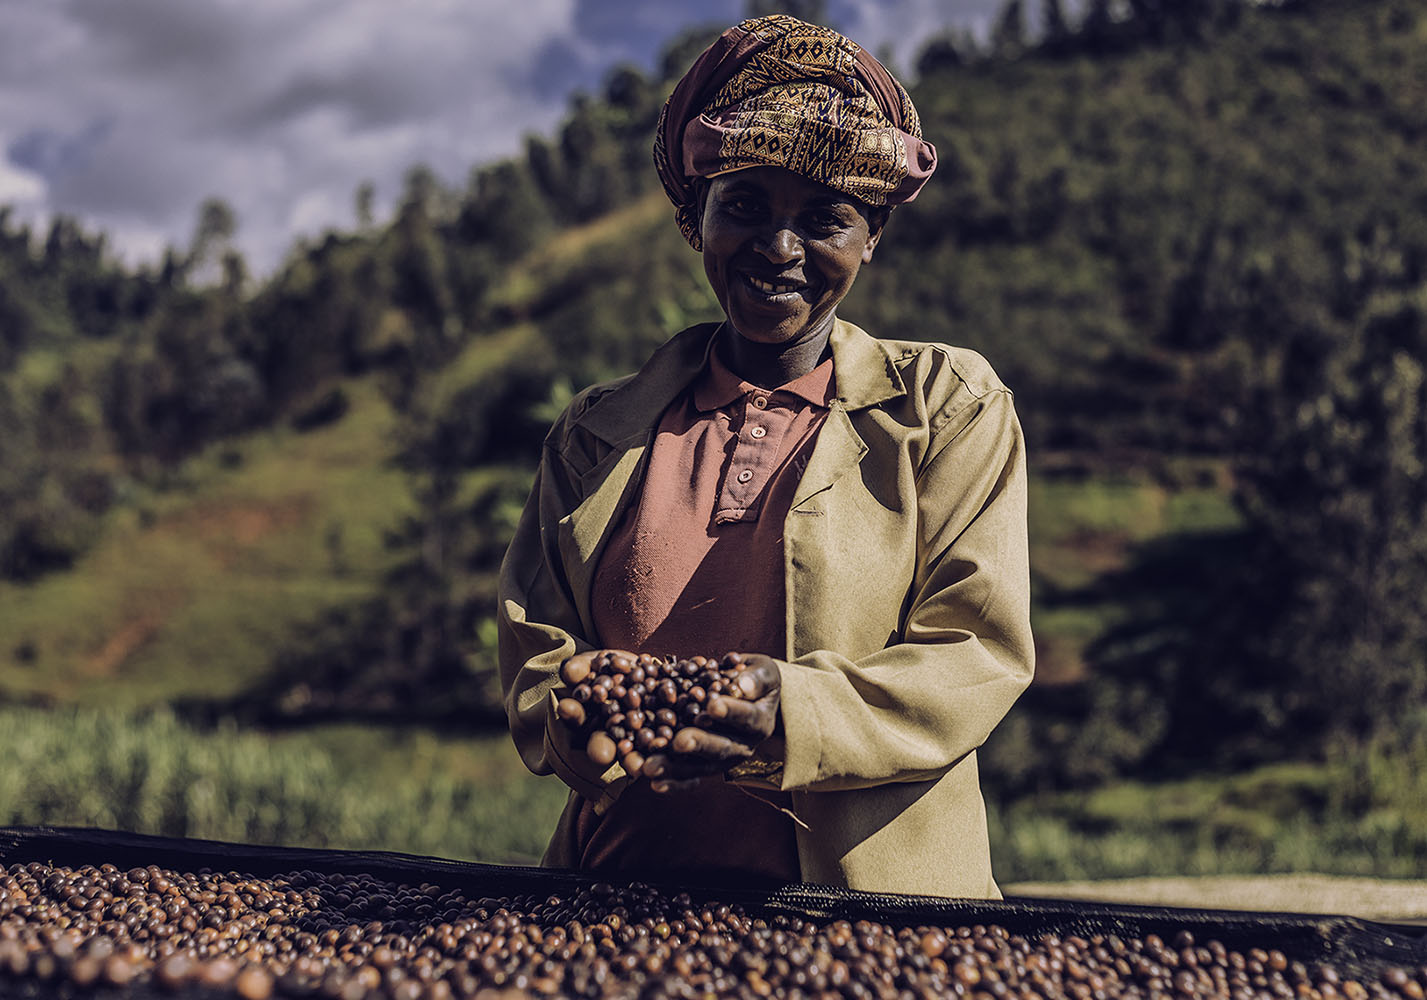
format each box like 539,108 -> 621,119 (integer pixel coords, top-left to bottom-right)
235,962 -> 276,999
555,698 -> 585,726
4,834 -> 1418,999
559,657 -> 592,685
585,731 -> 617,766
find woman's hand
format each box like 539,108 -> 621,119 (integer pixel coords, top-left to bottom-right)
642,653 -> 781,793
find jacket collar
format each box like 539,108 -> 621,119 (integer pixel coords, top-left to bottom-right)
573,318 -> 906,446
574,322 -> 718,447
827,318 -> 907,411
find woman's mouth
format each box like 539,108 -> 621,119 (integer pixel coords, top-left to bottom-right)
741,272 -> 807,302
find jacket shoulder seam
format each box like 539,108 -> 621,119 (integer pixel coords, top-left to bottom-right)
878,340 -> 1010,435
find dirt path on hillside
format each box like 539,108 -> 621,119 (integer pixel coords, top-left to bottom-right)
1005,875 -> 1427,923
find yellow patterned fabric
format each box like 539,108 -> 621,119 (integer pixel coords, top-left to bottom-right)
654,15 -> 937,250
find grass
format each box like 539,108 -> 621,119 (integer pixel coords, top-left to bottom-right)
990,742 -> 1427,882
429,324 -> 540,408
11,338 -> 123,392
0,376 -> 411,709
0,706 -> 569,865
484,193 -> 670,315
1028,472 -> 1240,590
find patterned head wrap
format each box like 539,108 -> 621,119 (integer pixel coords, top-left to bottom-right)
654,14 -> 937,250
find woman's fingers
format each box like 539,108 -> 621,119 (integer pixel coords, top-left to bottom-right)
641,756 -> 729,789
730,655 -> 781,699
643,722 -> 768,791
647,774 -> 706,794
643,724 -> 756,779
705,654 -> 779,737
643,753 -> 713,789
705,691 -> 776,737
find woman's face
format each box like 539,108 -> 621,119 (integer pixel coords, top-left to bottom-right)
700,166 -> 883,350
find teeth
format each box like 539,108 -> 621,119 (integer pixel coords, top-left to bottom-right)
748,276 -> 800,295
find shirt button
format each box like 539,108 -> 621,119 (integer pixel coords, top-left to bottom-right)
736,469 -> 754,484
751,396 -> 768,409
749,426 -> 767,439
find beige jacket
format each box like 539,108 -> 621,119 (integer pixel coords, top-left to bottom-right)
497,318 -> 1034,898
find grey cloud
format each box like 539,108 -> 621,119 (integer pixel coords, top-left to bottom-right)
60,0 -> 313,80
571,0 -> 739,49
7,118 -> 114,179
0,5 -> 89,85
44,122 -> 218,220
2,0 -> 584,270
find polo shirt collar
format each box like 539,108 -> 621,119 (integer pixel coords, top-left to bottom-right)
692,347 -> 834,413
574,318 -> 905,446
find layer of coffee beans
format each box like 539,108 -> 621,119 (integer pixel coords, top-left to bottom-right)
2,861 -> 1426,1000
556,652 -> 754,779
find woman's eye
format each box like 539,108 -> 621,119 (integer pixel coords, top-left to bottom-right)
722,197 -> 761,217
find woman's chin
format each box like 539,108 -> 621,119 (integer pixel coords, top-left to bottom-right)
721,286 -> 810,339
728,323 -> 800,346
724,306 -> 825,348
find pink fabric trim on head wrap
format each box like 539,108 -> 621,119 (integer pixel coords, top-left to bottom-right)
653,14 -> 937,250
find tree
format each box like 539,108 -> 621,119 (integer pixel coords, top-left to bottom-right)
186,197 -> 239,286
459,162 -> 555,258
0,258 -> 36,369
388,165 -> 458,374
0,367 -> 114,579
1079,0 -> 1129,53
657,25 -> 727,84
1234,229 -> 1427,741
555,96 -> 639,222
1125,0 -> 1236,42
917,32 -> 969,76
1040,0 -> 1075,55
991,0 -> 1029,59
355,181 -> 376,232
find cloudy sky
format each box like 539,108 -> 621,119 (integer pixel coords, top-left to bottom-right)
0,0 -> 1000,276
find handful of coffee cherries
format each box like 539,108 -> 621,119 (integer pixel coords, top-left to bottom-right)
555,651 -> 756,779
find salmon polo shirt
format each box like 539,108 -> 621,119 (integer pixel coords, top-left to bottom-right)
575,346 -> 836,880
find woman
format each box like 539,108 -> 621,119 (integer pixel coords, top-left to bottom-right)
498,14 -> 1033,898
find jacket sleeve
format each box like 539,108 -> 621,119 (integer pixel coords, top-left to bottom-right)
497,408 -> 623,804
772,385 -> 1035,793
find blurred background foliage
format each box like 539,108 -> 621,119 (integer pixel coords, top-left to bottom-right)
1,0 -> 1424,878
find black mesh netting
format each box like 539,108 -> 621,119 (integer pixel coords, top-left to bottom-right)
1,825 -> 1423,999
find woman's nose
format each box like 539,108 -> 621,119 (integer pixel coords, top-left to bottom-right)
757,224 -> 802,262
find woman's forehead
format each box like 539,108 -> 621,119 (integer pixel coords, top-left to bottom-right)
709,166 -> 862,206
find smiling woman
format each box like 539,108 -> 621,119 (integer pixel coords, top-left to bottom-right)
498,14 -> 1034,899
